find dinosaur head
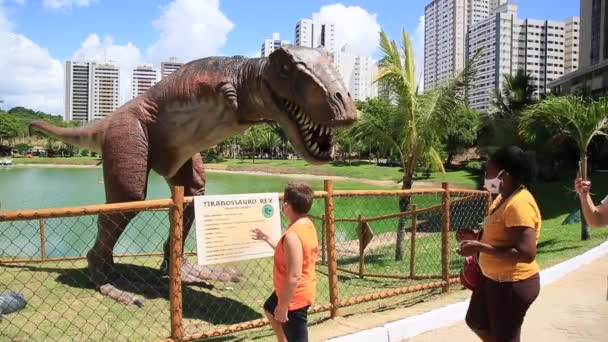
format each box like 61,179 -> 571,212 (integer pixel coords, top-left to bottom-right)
262,45 -> 357,164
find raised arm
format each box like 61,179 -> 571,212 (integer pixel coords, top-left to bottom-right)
575,178 -> 608,228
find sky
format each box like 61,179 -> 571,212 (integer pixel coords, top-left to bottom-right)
0,0 -> 579,117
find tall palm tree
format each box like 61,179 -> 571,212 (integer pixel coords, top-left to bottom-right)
519,95 -> 608,240
353,30 -> 479,260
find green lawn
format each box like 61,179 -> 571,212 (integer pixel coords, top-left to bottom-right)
210,159 -> 480,188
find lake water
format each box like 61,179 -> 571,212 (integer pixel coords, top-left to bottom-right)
0,166 -> 349,210
0,166 -> 386,258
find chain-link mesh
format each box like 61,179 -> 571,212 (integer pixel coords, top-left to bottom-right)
328,189 -> 490,310
0,187 -> 489,341
0,207 -> 174,341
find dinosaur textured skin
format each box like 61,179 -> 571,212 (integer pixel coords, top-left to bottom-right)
30,46 -> 357,306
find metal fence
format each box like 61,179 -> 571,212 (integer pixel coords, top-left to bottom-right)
0,181 -> 490,341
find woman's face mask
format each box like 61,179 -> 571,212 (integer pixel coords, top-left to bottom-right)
484,170 -> 504,194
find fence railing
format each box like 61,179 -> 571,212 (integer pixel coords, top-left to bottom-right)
0,180 -> 490,341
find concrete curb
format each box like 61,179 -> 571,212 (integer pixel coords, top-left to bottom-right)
325,240 -> 608,342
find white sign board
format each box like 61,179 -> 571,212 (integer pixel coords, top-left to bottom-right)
194,193 -> 281,265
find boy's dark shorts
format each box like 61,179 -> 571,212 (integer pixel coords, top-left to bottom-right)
263,292 -> 310,342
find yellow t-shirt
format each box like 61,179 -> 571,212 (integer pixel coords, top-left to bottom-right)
479,188 -> 542,282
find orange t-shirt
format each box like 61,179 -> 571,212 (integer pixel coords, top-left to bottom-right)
479,188 -> 542,282
273,218 -> 319,310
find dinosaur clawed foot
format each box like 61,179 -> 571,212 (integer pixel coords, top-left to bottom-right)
98,283 -> 145,308
181,259 -> 242,283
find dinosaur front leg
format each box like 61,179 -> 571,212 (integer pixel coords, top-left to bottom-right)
162,153 -> 241,284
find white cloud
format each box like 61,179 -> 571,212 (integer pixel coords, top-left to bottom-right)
72,34 -> 144,103
312,4 -> 381,57
0,0 -> 235,116
413,15 -> 425,92
42,0 -> 93,10
14,0 -> 26,5
0,2 -> 64,115
147,0 -> 234,64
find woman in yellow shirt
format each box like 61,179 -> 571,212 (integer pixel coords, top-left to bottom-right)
457,146 -> 541,342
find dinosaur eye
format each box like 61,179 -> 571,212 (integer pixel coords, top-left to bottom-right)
278,64 -> 290,78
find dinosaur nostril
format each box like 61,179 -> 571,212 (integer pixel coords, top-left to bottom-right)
347,92 -> 351,98
335,92 -> 346,109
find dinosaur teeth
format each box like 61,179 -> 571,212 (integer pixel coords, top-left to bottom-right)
305,133 -> 312,142
312,143 -> 319,154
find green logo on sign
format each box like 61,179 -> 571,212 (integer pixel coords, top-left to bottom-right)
262,204 -> 274,218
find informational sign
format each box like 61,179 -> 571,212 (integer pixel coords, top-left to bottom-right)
194,193 -> 281,265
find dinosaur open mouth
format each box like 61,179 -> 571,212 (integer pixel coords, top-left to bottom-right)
279,97 -> 333,161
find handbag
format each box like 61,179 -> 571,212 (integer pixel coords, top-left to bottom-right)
459,229 -> 483,291
460,255 -> 481,291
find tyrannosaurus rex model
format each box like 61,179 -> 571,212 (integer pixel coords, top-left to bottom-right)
30,45 -> 357,306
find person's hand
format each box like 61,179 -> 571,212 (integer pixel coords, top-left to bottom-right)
457,240 -> 486,256
575,178 -> 591,197
250,228 -> 268,241
456,229 -> 479,242
274,303 -> 289,323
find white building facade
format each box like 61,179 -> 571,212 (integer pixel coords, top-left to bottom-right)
65,61 -> 93,122
132,64 -> 158,99
65,61 -> 121,122
424,0 -> 510,91
332,45 -> 378,101
261,33 -> 290,57
91,63 -> 120,121
295,16 -> 336,52
161,58 -> 183,79
467,2 -> 580,112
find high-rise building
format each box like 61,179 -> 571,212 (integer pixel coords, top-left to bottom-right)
161,57 -> 183,79
65,61 -> 93,122
132,64 -> 158,99
91,63 -> 120,121
467,2 -> 580,112
550,0 -> 607,97
564,17 -> 581,74
332,45 -> 378,101
425,0 -> 495,92
261,33 -> 289,57
65,61 -> 120,122
295,15 -> 336,52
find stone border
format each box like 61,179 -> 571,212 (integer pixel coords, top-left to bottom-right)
326,240 -> 608,342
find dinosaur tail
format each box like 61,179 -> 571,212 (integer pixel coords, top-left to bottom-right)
29,120 -> 105,153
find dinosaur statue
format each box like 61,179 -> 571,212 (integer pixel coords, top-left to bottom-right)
30,45 -> 357,306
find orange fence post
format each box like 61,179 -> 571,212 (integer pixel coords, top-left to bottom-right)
409,205 -> 417,278
441,183 -> 451,293
321,215 -> 326,265
39,218 -> 46,261
324,180 -> 339,318
169,186 -> 184,341
358,214 -> 365,279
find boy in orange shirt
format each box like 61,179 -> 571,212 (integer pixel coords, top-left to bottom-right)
251,183 -> 318,342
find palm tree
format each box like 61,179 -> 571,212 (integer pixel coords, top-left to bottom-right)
492,69 -> 537,119
519,95 -> 608,240
353,30 -> 479,260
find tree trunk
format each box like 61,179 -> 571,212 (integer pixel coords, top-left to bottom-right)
395,155 -> 416,261
580,154 -> 591,240
446,152 -> 454,169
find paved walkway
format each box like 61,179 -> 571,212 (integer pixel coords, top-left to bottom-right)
408,255 -> 608,341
